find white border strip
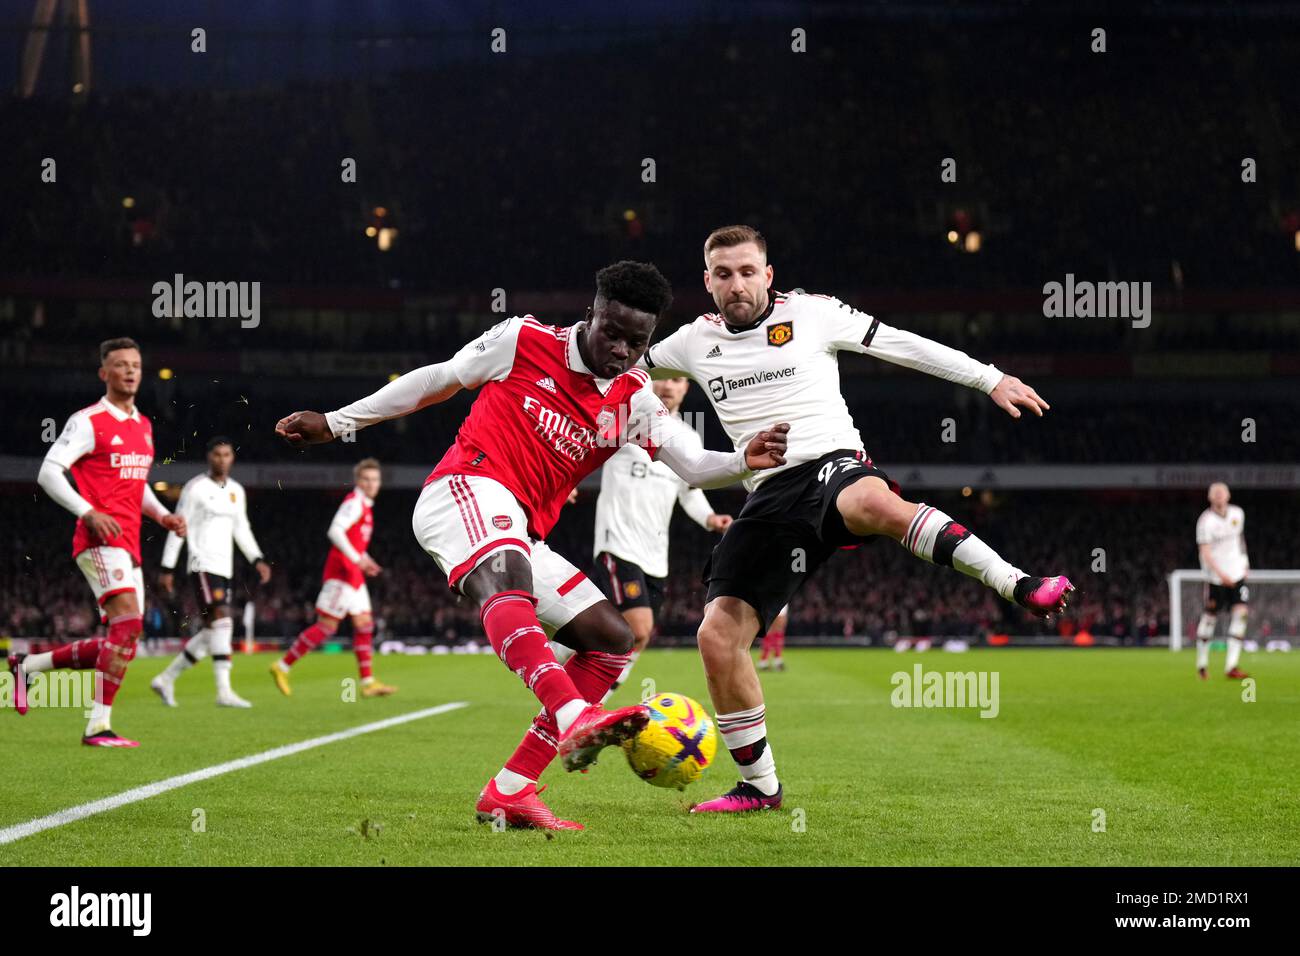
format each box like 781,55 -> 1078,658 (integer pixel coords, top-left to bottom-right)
0,701 -> 469,847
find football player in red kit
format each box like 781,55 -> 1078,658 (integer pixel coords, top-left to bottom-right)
12,337 -> 186,747
277,261 -> 788,829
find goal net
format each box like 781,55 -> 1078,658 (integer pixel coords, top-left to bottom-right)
1167,569 -> 1300,651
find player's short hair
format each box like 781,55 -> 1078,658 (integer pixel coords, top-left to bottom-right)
206,435 -> 234,452
594,260 -> 673,318
99,337 -> 141,362
354,457 -> 382,478
704,224 -> 767,262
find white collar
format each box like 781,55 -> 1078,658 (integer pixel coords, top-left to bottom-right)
99,397 -> 139,422
566,322 -> 617,395
355,487 -> 374,507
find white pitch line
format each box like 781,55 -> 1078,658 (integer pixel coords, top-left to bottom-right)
0,701 -> 469,847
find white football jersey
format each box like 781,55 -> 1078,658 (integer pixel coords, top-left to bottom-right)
1196,505 -> 1248,583
642,290 -> 1003,489
161,473 -> 264,578
593,425 -> 716,579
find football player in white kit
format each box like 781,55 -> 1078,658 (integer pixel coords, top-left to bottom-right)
641,225 -> 1074,813
588,375 -> 733,696
152,437 -> 272,707
1194,482 -> 1251,680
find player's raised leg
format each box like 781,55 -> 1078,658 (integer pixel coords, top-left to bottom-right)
837,476 -> 1074,617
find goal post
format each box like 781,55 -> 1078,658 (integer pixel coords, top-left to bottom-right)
1168,569 -> 1300,651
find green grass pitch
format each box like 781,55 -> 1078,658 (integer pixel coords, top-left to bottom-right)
2,647 -> 1296,866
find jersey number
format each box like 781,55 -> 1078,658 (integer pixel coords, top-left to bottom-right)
818,458 -> 860,485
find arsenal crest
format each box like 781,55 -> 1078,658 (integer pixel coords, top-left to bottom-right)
493,515 -> 513,530
596,407 -> 616,432
767,321 -> 793,347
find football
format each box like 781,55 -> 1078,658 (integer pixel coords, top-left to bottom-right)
622,693 -> 718,789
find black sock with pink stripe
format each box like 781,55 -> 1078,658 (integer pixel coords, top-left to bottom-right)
900,503 -> 1025,601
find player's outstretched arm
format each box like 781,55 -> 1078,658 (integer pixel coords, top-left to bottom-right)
656,423 -> 789,489
863,320 -> 1049,418
276,360 -> 465,447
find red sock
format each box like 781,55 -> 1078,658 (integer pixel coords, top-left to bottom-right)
283,622 -> 330,667
481,590 -> 582,717
758,632 -> 773,661
504,649 -> 630,780
52,638 -> 103,670
354,630 -> 374,681
95,614 -> 141,706
770,629 -> 786,658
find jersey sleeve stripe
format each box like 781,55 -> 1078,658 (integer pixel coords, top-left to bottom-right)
862,316 -> 881,348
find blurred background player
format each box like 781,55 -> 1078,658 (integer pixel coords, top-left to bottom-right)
642,225 -> 1073,812
270,458 -> 395,697
151,436 -> 272,708
274,260 -> 788,830
12,338 -> 186,747
756,604 -> 788,672
1195,482 -> 1251,680
588,374 -> 733,698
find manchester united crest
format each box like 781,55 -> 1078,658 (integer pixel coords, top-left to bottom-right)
767,321 -> 793,347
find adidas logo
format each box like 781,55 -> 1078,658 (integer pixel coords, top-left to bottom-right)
110,434 -> 124,446
536,376 -> 557,394
705,345 -> 722,358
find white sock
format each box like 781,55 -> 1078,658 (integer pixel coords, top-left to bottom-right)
85,701 -> 112,736
1195,639 -> 1210,670
1225,638 -> 1243,672
213,659 -> 234,696
209,619 -> 235,694
901,504 -> 1024,600
717,704 -> 779,796
22,651 -> 53,674
161,630 -> 209,682
554,698 -> 588,735
494,767 -> 534,795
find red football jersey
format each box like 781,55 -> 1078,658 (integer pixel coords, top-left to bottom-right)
322,488 -> 374,588
44,399 -> 155,564
428,318 -> 678,539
